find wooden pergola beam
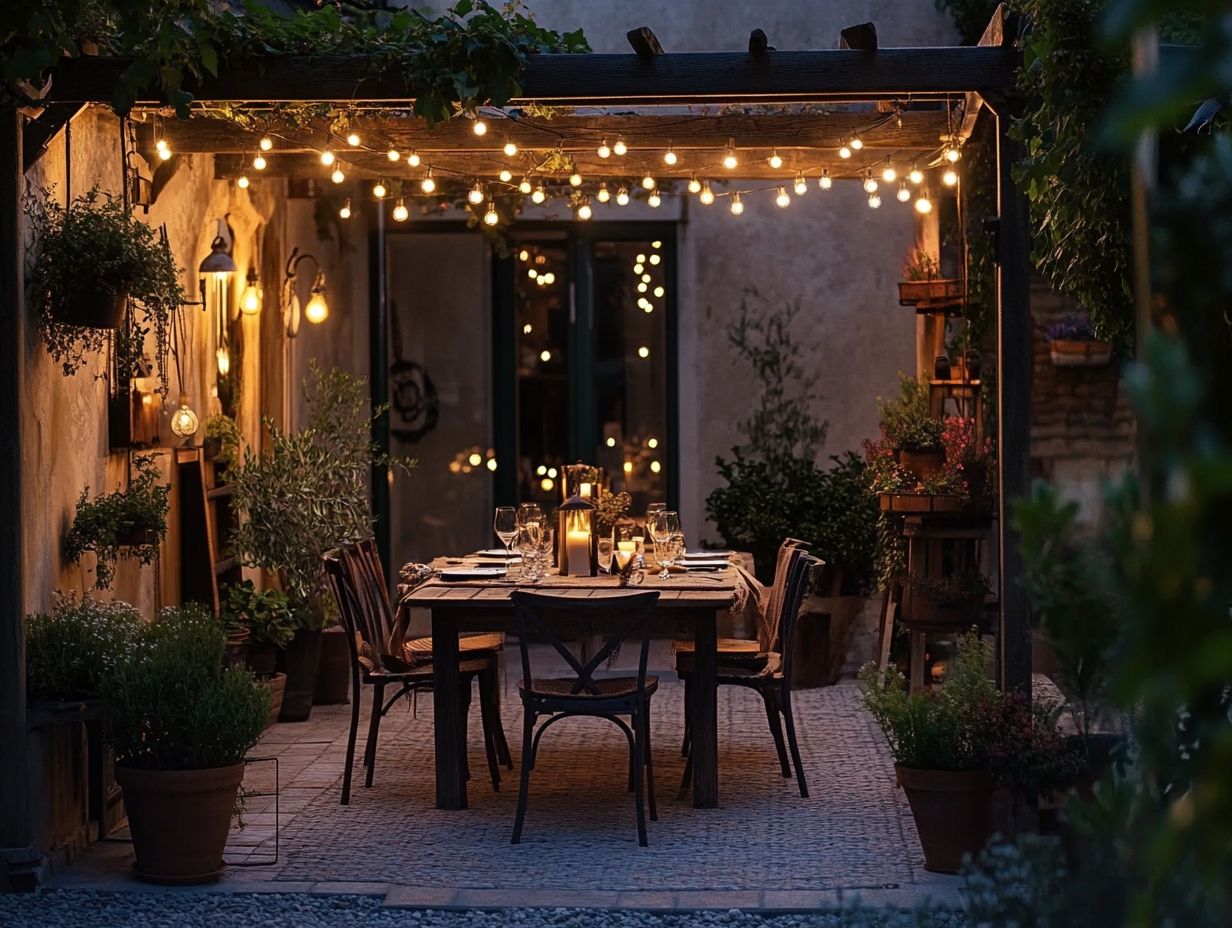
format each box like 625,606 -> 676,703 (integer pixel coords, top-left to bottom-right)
46,47 -> 1020,106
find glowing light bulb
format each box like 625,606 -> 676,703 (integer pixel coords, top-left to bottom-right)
606,437 -> 616,447
523,323 -> 533,334
637,346 -> 650,358
819,170 -> 832,190
338,198 -> 352,220
612,136 -> 628,156
647,437 -> 659,449
543,272 -> 555,284
503,140 -> 518,157
722,140 -> 738,170
472,117 -> 488,136
868,193 -> 882,209
839,143 -> 852,159
650,460 -> 661,474
776,187 -> 791,208
634,263 -> 645,274
346,132 -> 361,147
216,346 -> 230,376
519,249 -> 530,261
882,163 -> 897,183
407,150 -> 421,167
915,193 -> 933,214
420,169 -> 435,194
237,175 -> 250,189
909,165 -> 924,185
241,274 -> 262,314
943,168 -> 959,187
649,254 -> 660,266
540,349 -> 552,362
597,139 -> 612,159
616,187 -> 630,206
253,154 -> 267,171
653,286 -> 665,297
897,182 -> 911,203
468,183 -> 485,205
484,202 -> 500,226
663,146 -> 678,165
863,171 -> 878,194
698,181 -> 715,205
170,395 -> 199,439
569,172 -> 583,187
330,167 -> 345,184
794,172 -> 807,196
576,200 -> 593,220
768,149 -> 783,169
641,173 -> 656,190
259,136 -> 273,151
498,169 -> 512,183
392,198 -> 409,222
320,150 -> 335,166
372,181 -> 388,199
945,144 -> 961,163
850,136 -> 864,151
157,144 -> 172,162
486,457 -> 498,472
387,148 -> 400,162
519,177 -> 533,195
730,192 -> 744,215
305,277 -> 329,324
687,175 -> 702,195
623,461 -> 633,474
532,184 -> 547,204
648,189 -> 661,208
596,183 -> 610,203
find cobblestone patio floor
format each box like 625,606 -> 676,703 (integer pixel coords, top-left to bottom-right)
53,652 -> 960,911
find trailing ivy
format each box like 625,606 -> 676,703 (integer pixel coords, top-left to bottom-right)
2,1 -> 589,120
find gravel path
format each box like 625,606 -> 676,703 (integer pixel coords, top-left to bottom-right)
0,890 -> 965,928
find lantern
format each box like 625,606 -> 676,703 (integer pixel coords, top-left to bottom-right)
562,462 -> 601,503
556,494 -> 597,577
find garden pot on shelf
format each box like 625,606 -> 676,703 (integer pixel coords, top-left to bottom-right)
50,290 -> 127,329
114,763 -> 245,885
278,627 -> 322,722
898,448 -> 945,482
262,673 -> 287,729
897,767 -> 995,873
313,625 -> 351,705
902,580 -> 983,626
202,436 -> 223,462
1050,339 -> 1112,366
114,526 -> 157,548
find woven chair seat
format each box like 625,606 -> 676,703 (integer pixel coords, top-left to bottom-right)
674,638 -> 768,675
676,653 -> 780,681
400,632 -> 505,664
519,675 -> 660,700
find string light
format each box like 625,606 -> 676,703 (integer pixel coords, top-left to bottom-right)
407,150 -> 421,167
850,136 -> 864,151
838,142 -> 852,159
730,192 -> 744,215
569,172 -> 583,187
768,149 -> 783,169
519,177 -> 533,195
576,199 -> 593,221
392,197 -> 409,222
649,254 -> 660,265
722,139 -> 738,170
471,116 -> 488,136
653,285 -> 665,297
346,132 -> 361,147
945,143 -> 961,163
419,168 -> 435,194
532,184 -> 547,204
372,180 -> 387,198
259,136 -> 273,151
237,175 -> 250,189
915,191 -> 933,214
638,346 -> 650,358
909,163 -> 924,185
819,169 -> 832,190
698,180 -> 715,205
339,198 -> 352,219
468,183 -> 485,205
868,192 -> 882,209
503,139 -> 518,157
155,138 -> 172,161
253,154 -> 267,171
330,167 -> 345,184
484,202 -> 500,226
387,148 -> 400,162
597,138 -> 612,158
320,150 -> 335,166
897,182 -> 911,203
596,182 -> 611,203
687,174 -> 702,195
882,162 -> 898,183
499,168 -> 513,183
942,168 -> 959,187
793,171 -> 807,196
641,173 -> 656,190
612,136 -> 628,156
663,144 -> 678,166
863,170 -> 878,194
776,186 -> 791,208
648,188 -> 662,208
616,187 -> 630,206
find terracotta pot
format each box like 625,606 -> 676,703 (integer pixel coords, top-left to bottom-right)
1050,339 -> 1112,367
115,763 -> 245,885
51,290 -> 128,329
278,627 -> 322,722
898,448 -> 945,482
262,673 -> 286,729
224,628 -> 250,669
313,626 -> 351,705
897,766 -> 995,873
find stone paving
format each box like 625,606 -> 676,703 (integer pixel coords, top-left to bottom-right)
53,648 -> 960,911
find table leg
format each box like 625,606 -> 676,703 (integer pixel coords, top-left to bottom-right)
431,608 -> 467,810
690,607 -> 719,808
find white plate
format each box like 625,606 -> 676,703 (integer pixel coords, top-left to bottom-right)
474,549 -> 522,559
440,567 -> 507,581
685,560 -> 731,570
683,550 -> 733,560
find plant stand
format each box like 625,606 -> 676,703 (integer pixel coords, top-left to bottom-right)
27,699 -> 115,846
898,278 -> 966,315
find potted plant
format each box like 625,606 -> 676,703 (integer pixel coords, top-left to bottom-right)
314,610 -> 351,707
902,570 -> 991,625
877,374 -> 945,482
65,454 -> 170,590
223,580 -> 295,725
1046,315 -> 1112,366
861,632 -> 1076,872
898,247 -> 963,308
203,413 -> 241,470
25,187 -> 183,394
25,595 -> 141,706
231,363 -> 413,721
103,605 -> 269,884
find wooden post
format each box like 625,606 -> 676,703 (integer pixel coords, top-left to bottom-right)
989,101 -> 1032,695
368,207 -> 391,581
0,103 -> 37,885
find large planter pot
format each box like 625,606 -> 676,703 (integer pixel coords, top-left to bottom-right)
278,627 -> 322,722
898,448 -> 945,482
262,673 -> 287,730
50,289 -> 128,329
313,626 -> 351,705
897,767 -> 995,873
114,763 -> 245,885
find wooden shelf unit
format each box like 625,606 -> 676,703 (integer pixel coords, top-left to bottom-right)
176,448 -> 242,614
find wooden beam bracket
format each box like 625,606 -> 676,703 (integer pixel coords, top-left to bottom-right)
839,23 -> 879,52
626,26 -> 664,57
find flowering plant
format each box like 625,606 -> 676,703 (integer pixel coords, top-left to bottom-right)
939,416 -> 995,496
1046,315 -> 1098,342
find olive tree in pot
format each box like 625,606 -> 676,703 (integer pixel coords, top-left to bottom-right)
104,605 -> 268,884
860,632 -> 1077,872
230,363 -> 413,722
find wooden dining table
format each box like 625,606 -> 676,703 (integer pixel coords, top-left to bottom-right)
398,560 -> 743,811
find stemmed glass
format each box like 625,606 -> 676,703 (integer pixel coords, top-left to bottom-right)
516,502 -> 543,529
494,506 -> 517,560
536,525 -> 554,577
644,503 -> 666,566
649,510 -> 680,580
514,522 -> 541,582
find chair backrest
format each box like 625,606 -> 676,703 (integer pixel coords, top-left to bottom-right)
761,539 -> 809,651
510,590 -> 661,698
323,541 -> 395,675
777,554 -> 822,689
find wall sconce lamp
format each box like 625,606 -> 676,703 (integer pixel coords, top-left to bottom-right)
282,247 -> 329,338
240,266 -> 262,315
198,219 -> 237,376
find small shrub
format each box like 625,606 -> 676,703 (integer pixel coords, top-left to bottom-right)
223,580 -> 296,649
25,595 -> 141,702
876,374 -> 944,453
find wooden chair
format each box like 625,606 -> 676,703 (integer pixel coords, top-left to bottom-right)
509,590 -> 661,847
677,552 -> 819,798
323,544 -> 509,805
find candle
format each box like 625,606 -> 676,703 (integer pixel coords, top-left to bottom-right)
614,548 -> 634,570
617,540 -> 637,553
579,482 -> 592,498
565,529 -> 591,577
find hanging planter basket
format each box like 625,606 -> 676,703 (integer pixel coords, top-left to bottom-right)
50,290 -> 128,329
1049,339 -> 1112,367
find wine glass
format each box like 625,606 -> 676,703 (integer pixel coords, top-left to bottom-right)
660,531 -> 685,579
515,522 -> 541,581
494,507 -> 517,559
536,525 -> 555,576
650,510 -> 680,579
516,502 -> 543,529
597,531 -> 614,573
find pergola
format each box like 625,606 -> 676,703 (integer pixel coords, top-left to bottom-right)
0,6 -> 1029,872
